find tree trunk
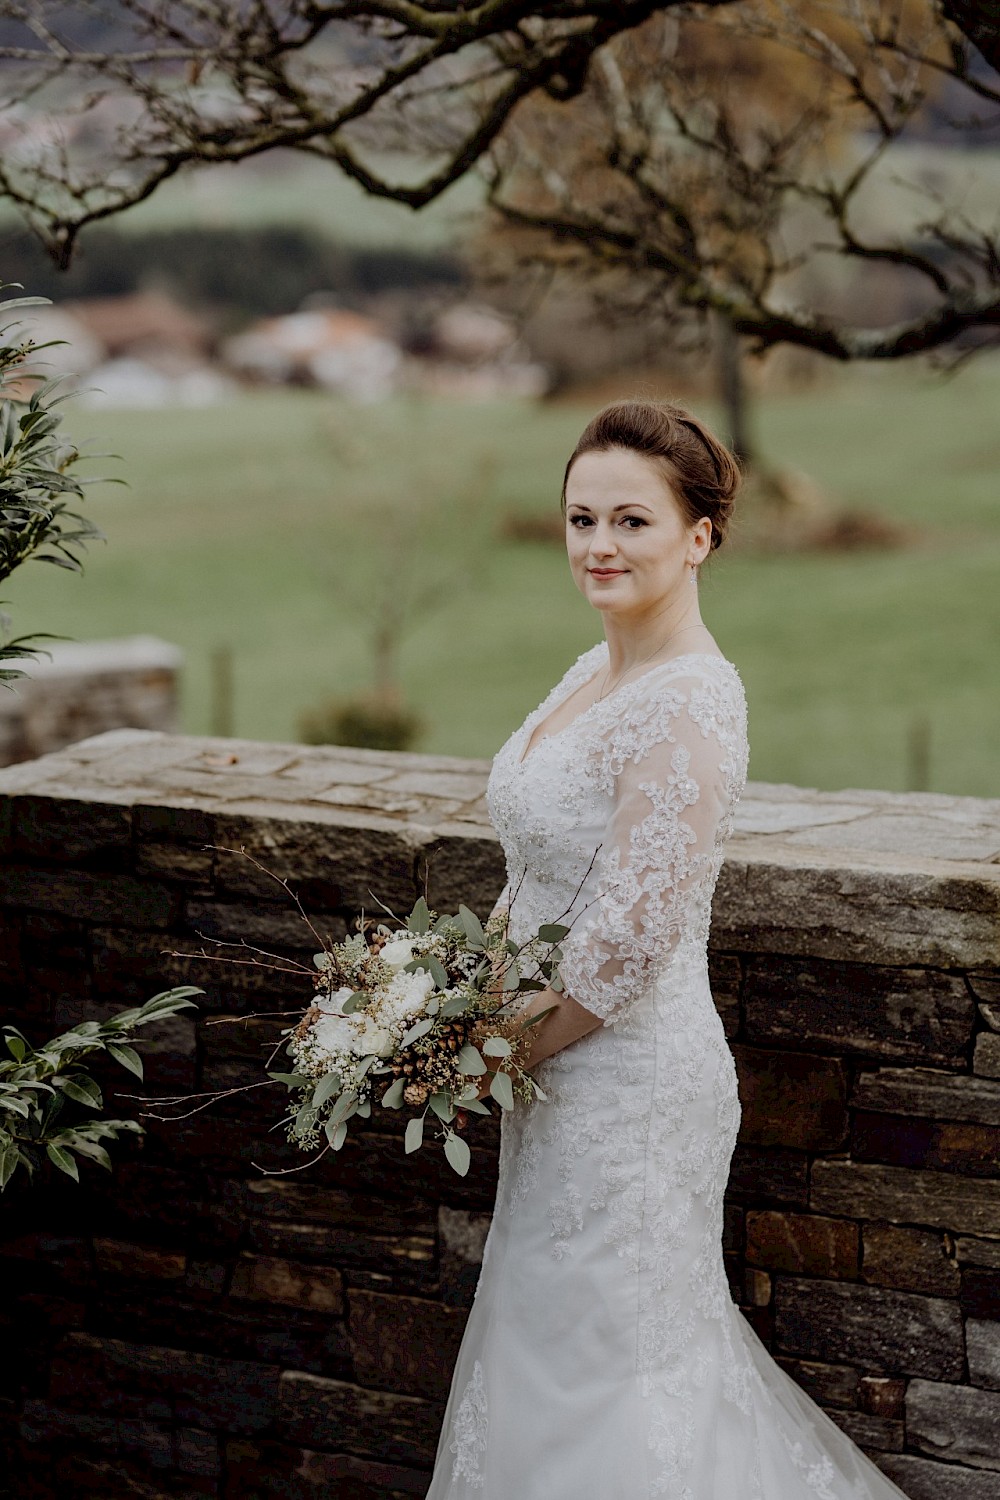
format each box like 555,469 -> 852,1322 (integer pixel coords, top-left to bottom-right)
716,310 -> 754,468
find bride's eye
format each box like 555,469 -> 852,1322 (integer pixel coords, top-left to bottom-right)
567,514 -> 592,526
621,516 -> 647,529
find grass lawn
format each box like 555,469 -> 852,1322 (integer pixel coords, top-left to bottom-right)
2,358 -> 998,799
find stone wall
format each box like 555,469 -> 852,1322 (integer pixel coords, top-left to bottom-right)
0,637 -> 182,767
1,727 -> 999,1500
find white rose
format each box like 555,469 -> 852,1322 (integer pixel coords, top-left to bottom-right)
357,1017 -> 395,1057
379,936 -> 419,971
316,986 -> 355,1015
311,1013 -> 356,1057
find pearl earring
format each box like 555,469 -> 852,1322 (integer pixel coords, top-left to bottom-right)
690,565 -> 697,584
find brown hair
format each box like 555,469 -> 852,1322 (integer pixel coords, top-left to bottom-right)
561,399 -> 741,551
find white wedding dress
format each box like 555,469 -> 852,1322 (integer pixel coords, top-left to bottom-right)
425,644 -> 911,1499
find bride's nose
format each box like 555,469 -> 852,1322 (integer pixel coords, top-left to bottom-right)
588,522 -> 619,559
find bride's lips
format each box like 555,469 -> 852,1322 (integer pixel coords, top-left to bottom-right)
589,568 -> 627,579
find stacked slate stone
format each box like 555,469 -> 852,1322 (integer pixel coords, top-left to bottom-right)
0,728 -> 998,1500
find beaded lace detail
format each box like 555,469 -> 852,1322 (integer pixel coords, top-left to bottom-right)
449,1360 -> 488,1487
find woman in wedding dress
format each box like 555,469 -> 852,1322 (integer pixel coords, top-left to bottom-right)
425,399 -> 911,1499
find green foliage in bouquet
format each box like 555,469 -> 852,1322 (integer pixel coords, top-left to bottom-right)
0,281 -> 113,685
0,987 -> 202,1191
273,895 -> 568,1178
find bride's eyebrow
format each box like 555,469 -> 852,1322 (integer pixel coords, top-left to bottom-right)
568,502 -> 656,515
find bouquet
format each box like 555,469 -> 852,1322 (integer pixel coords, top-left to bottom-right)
270,896 -> 569,1177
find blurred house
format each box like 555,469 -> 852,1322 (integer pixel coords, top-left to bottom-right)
221,309 -> 402,400
415,301 -> 550,398
15,291 -> 232,407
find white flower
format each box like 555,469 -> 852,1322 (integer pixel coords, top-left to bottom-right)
358,1017 -> 395,1057
383,967 -> 435,1023
311,1013 -> 356,1058
316,986 -> 354,1015
379,935 -> 419,970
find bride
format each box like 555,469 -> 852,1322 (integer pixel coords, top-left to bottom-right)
425,399 -> 910,1499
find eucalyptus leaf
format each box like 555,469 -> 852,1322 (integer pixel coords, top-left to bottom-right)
400,1016 -> 433,1048
340,991 -> 367,1014
267,1071 -> 312,1088
381,1077 -> 406,1109
429,1092 -> 455,1123
407,897 -> 431,934
444,1130 -> 471,1177
326,1118 -> 349,1150
502,965 -> 521,992
457,1096 -> 491,1116
440,995 -> 469,1018
481,1036 -> 511,1059
456,1044 -> 486,1076
404,1114 -> 424,1153
458,905 -> 486,949
489,1071 -> 515,1110
312,1073 -> 342,1108
538,923 -> 571,943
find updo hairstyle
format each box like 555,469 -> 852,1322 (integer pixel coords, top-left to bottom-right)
561,399 -> 741,552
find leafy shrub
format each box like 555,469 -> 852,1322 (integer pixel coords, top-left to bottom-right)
1,988 -> 201,1191
298,695 -> 422,752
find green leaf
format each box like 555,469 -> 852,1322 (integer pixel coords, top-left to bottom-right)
0,1141 -> 21,1188
457,1096 -> 491,1116
56,1076 -> 103,1108
62,1137 -> 112,1171
427,955 -> 449,990
340,991 -> 367,1014
4,1036 -> 25,1062
407,897 -> 431,934
502,965 -> 521,992
328,1091 -> 359,1127
106,1043 -> 143,1079
312,1072 -> 342,1108
324,1117 -> 349,1150
481,1036 -> 511,1058
381,1077 -> 406,1109
530,1079 -> 548,1101
458,905 -> 486,949
267,1071 -> 312,1088
444,1130 -> 471,1177
0,1095 -> 30,1119
404,1115 -> 424,1154
429,1092 -> 455,1123
538,923 -> 571,943
489,1071 -> 515,1110
517,1004 -> 558,1033
46,1142 -> 79,1181
400,1017 -> 433,1048
440,995 -> 470,1018
456,1044 -> 486,1076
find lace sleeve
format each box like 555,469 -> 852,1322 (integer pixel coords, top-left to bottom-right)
556,670 -> 740,1027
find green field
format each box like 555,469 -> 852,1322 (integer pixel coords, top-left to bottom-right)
3,359 -> 999,798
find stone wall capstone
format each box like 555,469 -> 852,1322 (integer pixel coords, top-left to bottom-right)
1,728 -> 999,1500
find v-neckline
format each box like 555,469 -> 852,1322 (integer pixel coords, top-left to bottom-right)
516,647 -> 732,768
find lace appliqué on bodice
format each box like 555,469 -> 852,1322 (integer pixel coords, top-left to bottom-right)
486,645 -> 749,1029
